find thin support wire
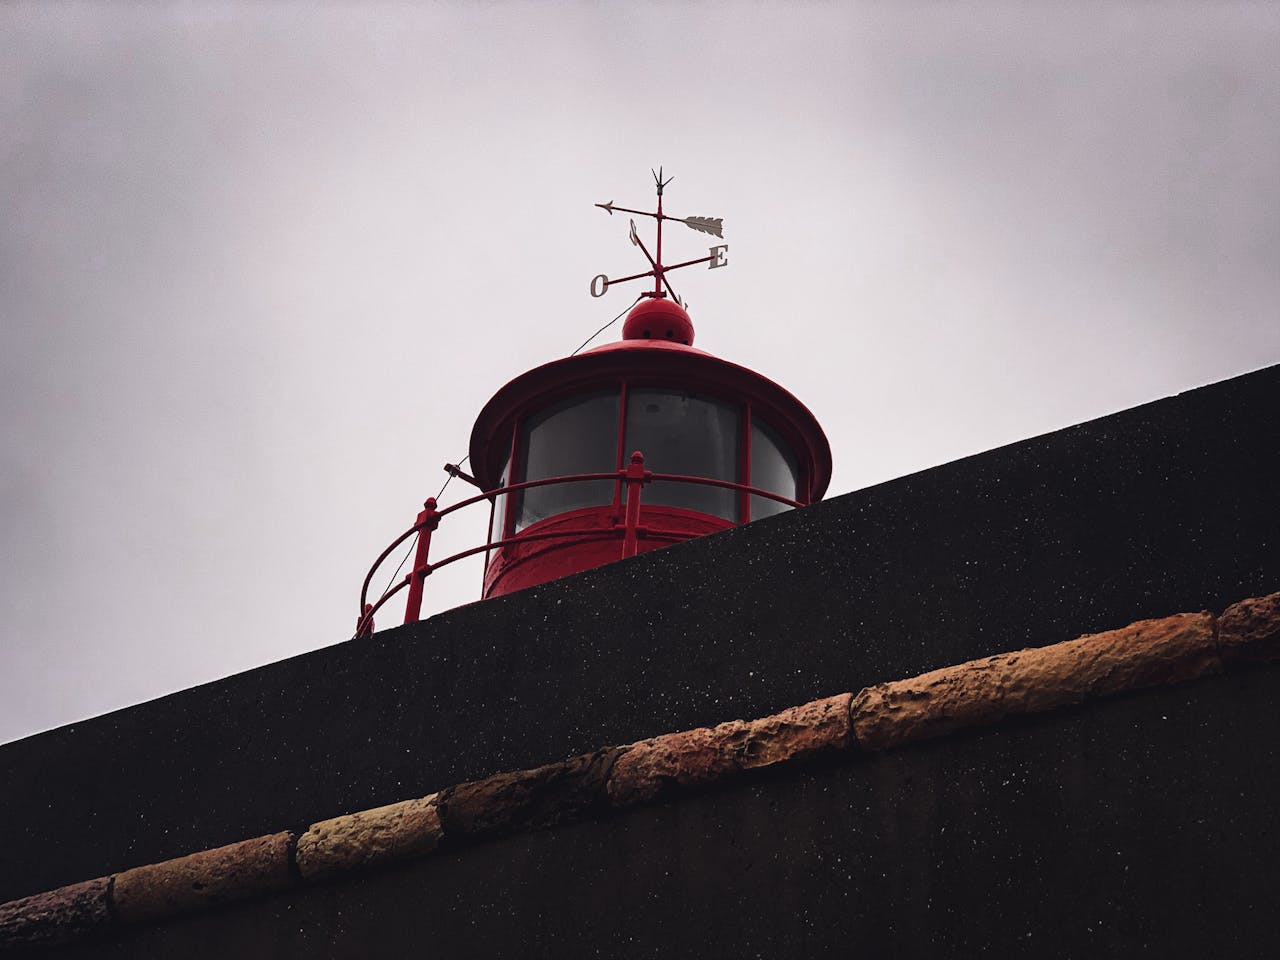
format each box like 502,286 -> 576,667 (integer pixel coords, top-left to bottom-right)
358,298 -> 644,637
435,453 -> 470,501
373,450 -> 470,618
354,450 -> 469,639
571,295 -> 642,356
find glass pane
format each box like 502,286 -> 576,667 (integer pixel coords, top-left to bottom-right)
750,416 -> 800,520
516,391 -> 620,531
489,454 -> 511,544
624,389 -> 739,521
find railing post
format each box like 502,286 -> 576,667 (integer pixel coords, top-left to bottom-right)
403,497 -> 440,625
355,603 -> 374,638
622,450 -> 649,559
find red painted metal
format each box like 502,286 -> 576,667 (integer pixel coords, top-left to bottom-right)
359,524 -> 424,621
402,498 -> 439,624
362,575 -> 412,632
591,171 -> 719,304
356,467 -> 806,628
466,312 -> 831,600
621,451 -> 650,559
355,603 -> 374,638
479,502 -> 731,598
621,298 -> 694,345
355,330 -> 830,625
654,187 -> 664,298
443,463 -> 482,490
467,336 -> 831,502
354,182 -> 830,634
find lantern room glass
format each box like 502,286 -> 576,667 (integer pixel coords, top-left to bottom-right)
489,454 -> 511,543
749,417 -> 800,520
514,390 -> 620,532
624,388 -> 740,521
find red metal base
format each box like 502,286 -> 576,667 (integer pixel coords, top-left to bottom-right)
483,503 -> 732,599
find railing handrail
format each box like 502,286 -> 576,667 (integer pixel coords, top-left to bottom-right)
433,471 -> 622,521
355,456 -> 805,636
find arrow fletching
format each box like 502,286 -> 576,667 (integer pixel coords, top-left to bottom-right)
682,216 -> 724,238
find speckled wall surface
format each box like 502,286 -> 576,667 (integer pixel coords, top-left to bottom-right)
42,667 -> 1280,959
2,364 -> 1277,905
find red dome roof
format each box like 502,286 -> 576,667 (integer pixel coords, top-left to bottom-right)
621,298 -> 695,346
469,331 -> 831,503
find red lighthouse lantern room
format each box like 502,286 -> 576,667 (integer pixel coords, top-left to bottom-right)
470,294 -> 831,598
356,173 -> 831,632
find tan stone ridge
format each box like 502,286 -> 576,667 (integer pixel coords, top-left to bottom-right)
2,592 -> 1277,950
851,611 -> 1221,751
295,795 -> 441,882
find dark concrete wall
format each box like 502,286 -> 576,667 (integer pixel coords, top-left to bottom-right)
43,665 -> 1280,959
2,364 -> 1278,905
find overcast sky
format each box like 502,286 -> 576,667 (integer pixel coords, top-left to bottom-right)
2,1 -> 1277,744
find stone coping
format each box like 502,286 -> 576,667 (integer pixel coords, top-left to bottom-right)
2,592 -> 1277,951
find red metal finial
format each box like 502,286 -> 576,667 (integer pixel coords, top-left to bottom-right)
590,171 -> 729,307
620,297 -> 695,345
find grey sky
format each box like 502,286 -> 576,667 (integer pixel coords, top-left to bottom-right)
2,1 -> 1278,744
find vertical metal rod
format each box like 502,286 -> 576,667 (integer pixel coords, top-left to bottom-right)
654,191 -> 664,298
403,497 -> 439,624
622,450 -> 647,559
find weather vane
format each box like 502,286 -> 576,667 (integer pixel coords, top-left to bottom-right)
590,167 -> 728,307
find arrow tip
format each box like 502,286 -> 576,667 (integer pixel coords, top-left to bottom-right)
595,201 -> 614,215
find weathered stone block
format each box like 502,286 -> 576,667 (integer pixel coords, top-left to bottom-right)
295,795 -> 441,882
0,877 -> 111,947
1219,592 -> 1280,663
111,831 -> 295,925
439,747 -> 623,843
851,611 -> 1220,752
608,693 -> 853,806
738,694 -> 854,767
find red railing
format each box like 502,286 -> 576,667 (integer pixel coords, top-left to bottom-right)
354,450 -> 803,637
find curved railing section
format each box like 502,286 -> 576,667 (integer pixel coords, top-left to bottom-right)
354,450 -> 803,637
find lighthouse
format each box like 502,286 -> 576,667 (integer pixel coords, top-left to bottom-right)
358,173 -> 832,630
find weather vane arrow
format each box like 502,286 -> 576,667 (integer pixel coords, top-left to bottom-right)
590,167 -> 729,305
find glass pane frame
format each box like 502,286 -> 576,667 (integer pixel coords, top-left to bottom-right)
623,387 -> 742,521
486,380 -> 809,544
513,389 -> 623,533
748,410 -> 801,521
